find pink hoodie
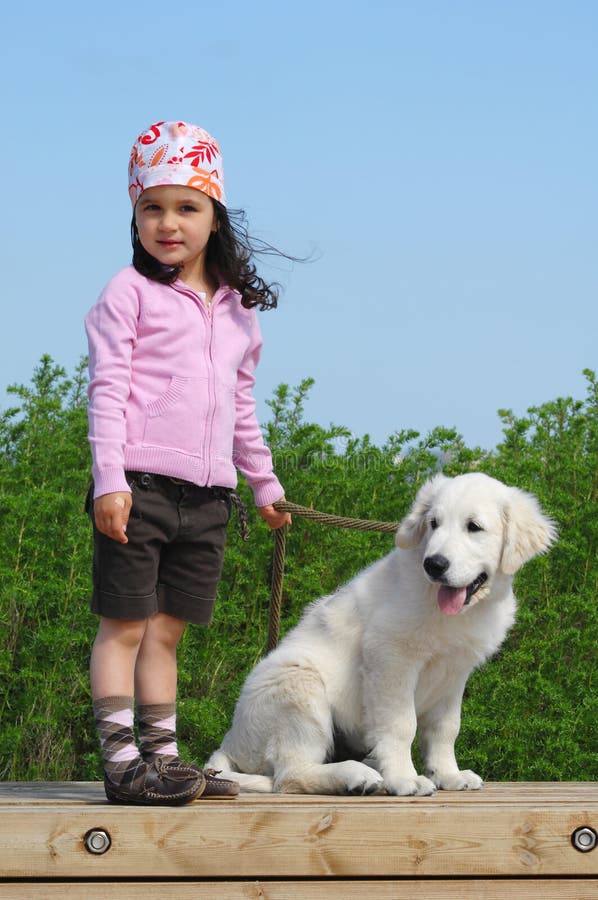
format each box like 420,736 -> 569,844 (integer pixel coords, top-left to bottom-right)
85,266 -> 284,506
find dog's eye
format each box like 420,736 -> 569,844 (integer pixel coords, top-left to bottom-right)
467,521 -> 483,533
430,518 -> 439,530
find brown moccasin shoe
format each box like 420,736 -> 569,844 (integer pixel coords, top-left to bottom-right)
156,759 -> 240,798
201,767 -> 240,798
104,760 -> 206,805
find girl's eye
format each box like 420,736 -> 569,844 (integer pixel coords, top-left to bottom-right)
180,205 -> 197,212
467,521 -> 483,533
430,518 -> 438,530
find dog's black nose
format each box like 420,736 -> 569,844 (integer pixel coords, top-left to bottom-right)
423,554 -> 450,579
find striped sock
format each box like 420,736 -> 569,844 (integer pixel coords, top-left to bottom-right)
93,695 -> 148,790
137,702 -> 180,763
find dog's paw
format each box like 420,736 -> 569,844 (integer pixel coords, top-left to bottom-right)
431,769 -> 484,791
341,761 -> 386,795
385,774 -> 437,796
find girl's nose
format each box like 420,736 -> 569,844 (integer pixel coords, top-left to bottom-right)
159,210 -> 177,231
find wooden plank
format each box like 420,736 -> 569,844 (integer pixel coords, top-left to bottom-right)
0,781 -> 595,804
0,882 -> 598,899
0,782 -> 596,879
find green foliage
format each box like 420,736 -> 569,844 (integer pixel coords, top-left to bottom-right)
0,356 -> 96,779
0,358 -> 595,781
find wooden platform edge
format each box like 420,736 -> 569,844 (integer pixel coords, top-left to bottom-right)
0,781 -> 596,881
1,880 -> 598,900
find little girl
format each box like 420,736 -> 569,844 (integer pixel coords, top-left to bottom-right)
85,120 -> 291,804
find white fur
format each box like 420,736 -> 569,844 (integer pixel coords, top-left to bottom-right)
207,473 -> 556,796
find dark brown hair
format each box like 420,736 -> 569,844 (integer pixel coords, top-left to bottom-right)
131,200 -> 289,310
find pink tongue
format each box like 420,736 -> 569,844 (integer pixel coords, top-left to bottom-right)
438,585 -> 467,615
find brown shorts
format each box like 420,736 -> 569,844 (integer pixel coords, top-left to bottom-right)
87,472 -> 231,624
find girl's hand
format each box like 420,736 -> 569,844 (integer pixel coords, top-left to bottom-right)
258,499 -> 292,530
94,492 -> 132,543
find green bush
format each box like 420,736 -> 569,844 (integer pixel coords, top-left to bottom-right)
0,358 -> 595,781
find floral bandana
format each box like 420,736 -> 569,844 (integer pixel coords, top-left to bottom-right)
128,121 -> 226,207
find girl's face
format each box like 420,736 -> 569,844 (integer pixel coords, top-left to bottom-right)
135,184 -> 217,282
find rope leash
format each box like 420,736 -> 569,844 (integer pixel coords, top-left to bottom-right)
229,490 -> 250,542
267,500 -> 400,652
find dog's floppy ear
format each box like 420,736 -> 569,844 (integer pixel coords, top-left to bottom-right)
395,474 -> 448,549
500,487 -> 557,575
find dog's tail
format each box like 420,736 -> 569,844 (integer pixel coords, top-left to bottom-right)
206,749 -> 274,793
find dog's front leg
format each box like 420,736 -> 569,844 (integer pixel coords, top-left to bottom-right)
417,673 -> 483,791
362,655 -> 436,797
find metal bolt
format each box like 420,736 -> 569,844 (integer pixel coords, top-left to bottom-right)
571,826 -> 597,852
84,829 -> 112,855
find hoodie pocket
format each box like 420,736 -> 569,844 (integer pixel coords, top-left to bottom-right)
143,376 -> 208,455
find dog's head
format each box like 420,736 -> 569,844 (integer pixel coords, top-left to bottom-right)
395,472 -> 557,614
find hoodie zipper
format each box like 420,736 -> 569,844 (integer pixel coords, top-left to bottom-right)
203,296 -> 217,485
174,284 -> 221,486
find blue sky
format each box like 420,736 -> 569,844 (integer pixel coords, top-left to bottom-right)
1,0 -> 596,451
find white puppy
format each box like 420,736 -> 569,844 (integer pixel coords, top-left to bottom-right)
207,473 -> 556,796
